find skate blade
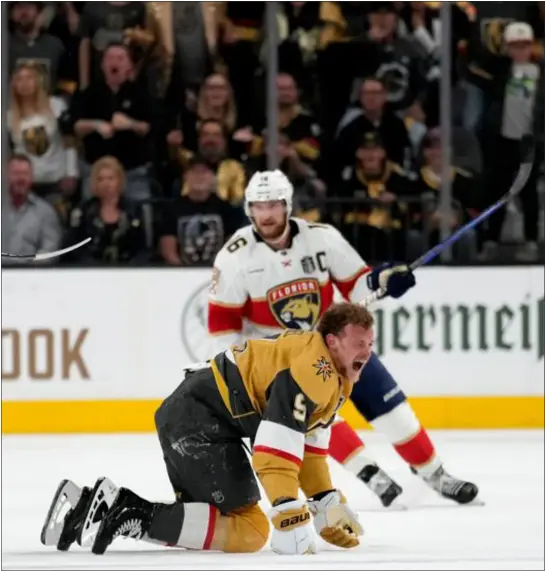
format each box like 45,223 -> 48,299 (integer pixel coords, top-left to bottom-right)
40,480 -> 82,546
78,477 -> 118,548
464,497 -> 486,507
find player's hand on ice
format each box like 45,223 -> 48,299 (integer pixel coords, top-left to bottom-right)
367,263 -> 416,299
269,499 -> 317,555
308,490 -> 363,549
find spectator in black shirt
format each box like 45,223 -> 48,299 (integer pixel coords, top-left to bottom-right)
166,72 -> 250,157
250,73 -> 322,172
338,131 -> 418,262
46,2 -> 84,94
277,2 -> 322,99
364,2 -> 429,112
71,43 -> 155,202
410,129 -> 479,263
9,1 -> 65,93
64,156 -> 149,265
159,156 -> 240,267
317,2 -> 429,138
335,76 -> 412,179
78,1 -> 148,89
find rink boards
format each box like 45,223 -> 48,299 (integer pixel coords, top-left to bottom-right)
2,267 -> 544,433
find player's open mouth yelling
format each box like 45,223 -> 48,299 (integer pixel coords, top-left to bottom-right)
352,359 -> 364,371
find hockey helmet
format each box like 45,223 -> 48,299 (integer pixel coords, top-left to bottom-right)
244,170 -> 293,218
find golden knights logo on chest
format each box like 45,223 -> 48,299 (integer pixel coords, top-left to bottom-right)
267,278 -> 322,330
23,125 -> 50,157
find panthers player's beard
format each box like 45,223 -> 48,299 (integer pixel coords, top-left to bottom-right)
257,219 -> 290,247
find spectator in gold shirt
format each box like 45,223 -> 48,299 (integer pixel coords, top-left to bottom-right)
175,119 -> 246,207
250,73 -> 321,171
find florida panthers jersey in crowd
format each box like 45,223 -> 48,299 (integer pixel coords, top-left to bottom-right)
207,218 -> 371,353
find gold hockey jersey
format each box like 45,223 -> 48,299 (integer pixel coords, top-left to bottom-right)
210,330 -> 353,505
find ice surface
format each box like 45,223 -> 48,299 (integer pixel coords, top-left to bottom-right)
2,430 -> 543,570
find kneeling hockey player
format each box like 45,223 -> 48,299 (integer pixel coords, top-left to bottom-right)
42,302 -> 374,555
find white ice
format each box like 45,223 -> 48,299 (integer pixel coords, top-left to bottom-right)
2,430 -> 543,570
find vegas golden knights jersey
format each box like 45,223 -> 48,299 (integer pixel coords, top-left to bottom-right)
208,330 -> 352,505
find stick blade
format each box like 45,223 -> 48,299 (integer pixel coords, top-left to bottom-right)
508,136 -> 535,198
508,159 -> 534,199
2,237 -> 92,262
33,238 -> 92,261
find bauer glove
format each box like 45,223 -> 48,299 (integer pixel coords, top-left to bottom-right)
367,263 -> 415,299
308,490 -> 363,549
269,499 -> 317,555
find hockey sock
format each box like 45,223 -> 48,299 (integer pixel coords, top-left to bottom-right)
148,502 -> 218,550
148,502 -> 268,553
329,419 -> 377,474
371,402 -> 442,477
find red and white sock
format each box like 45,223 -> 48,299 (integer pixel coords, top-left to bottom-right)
371,402 -> 442,477
328,418 -> 378,475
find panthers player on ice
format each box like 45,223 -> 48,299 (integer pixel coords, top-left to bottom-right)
208,170 -> 479,508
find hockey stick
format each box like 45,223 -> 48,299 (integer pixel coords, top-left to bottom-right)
1,237 -> 92,262
360,151 -> 535,308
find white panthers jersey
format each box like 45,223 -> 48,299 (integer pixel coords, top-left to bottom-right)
207,218 -> 371,355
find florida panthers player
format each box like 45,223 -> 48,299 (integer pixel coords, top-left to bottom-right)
208,170 -> 478,507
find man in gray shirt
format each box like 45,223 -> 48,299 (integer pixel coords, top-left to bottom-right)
2,154 -> 63,266
480,22 -> 543,262
8,1 -> 65,93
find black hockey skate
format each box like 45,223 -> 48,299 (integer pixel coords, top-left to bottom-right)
358,464 -> 403,507
92,487 -> 154,555
78,476 -> 119,548
41,480 -> 92,551
413,466 -> 479,505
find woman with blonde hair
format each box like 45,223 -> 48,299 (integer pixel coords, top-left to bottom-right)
166,72 -> 252,155
64,156 -> 149,265
7,63 -> 78,209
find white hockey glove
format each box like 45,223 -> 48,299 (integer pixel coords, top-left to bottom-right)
308,490 -> 363,549
269,499 -> 317,555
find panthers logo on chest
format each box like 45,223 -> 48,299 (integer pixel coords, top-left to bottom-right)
267,278 -> 322,330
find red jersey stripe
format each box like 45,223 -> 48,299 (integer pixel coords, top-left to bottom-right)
304,444 -> 328,456
254,445 -> 303,468
333,267 -> 372,300
208,302 -> 243,334
202,505 -> 218,550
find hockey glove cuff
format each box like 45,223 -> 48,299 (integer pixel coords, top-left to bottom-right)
366,263 -> 416,299
269,499 -> 316,555
308,490 -> 363,549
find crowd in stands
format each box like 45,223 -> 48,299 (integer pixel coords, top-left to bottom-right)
2,1 -> 544,267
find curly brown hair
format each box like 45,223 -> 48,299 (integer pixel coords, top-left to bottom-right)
317,302 -> 374,338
